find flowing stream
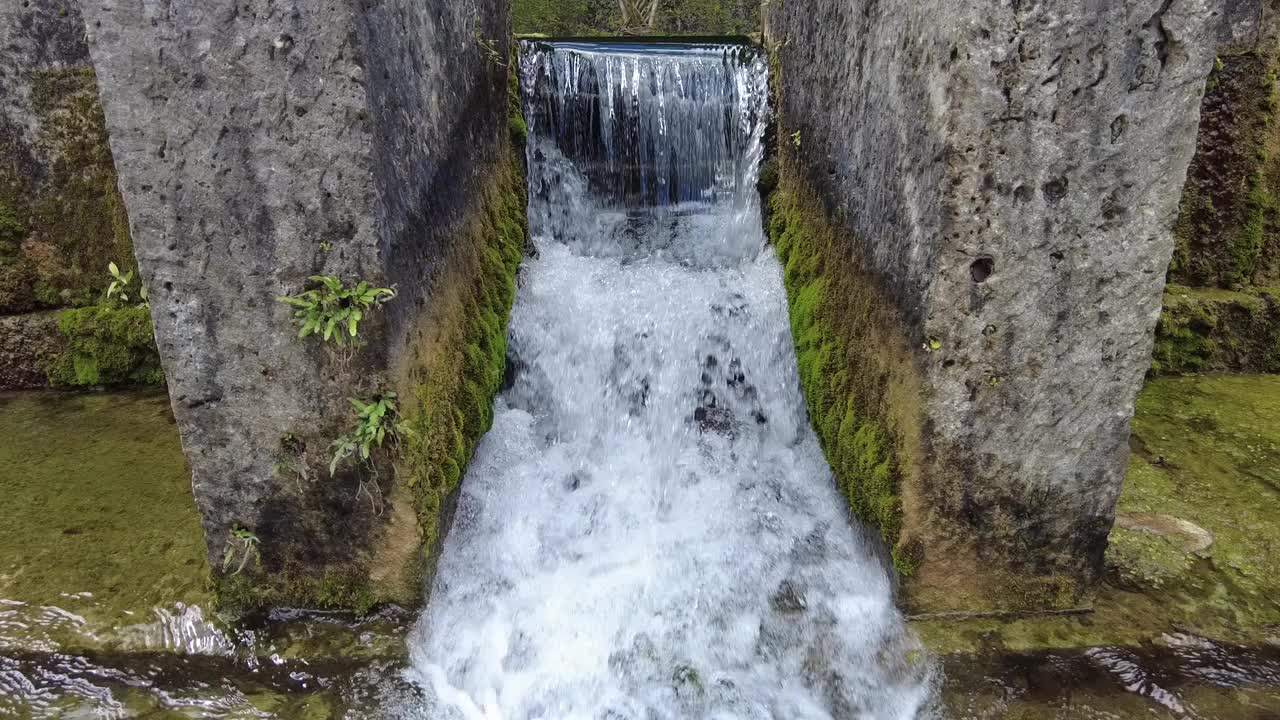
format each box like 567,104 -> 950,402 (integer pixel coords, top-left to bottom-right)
403,41 -> 932,720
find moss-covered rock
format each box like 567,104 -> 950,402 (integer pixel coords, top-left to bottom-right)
1151,285 -> 1280,375
0,310 -> 66,389
211,82 -> 530,617
46,303 -> 164,387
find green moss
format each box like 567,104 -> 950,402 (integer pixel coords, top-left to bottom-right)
396,150 -> 527,563
764,157 -> 922,577
1170,48 -> 1280,288
0,391 -> 209,636
1152,285 -> 1280,375
46,303 -> 164,387
0,68 -> 135,311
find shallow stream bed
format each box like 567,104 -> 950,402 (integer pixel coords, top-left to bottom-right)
2,381 -> 1280,717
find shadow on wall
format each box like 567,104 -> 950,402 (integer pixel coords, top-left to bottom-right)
514,0 -> 758,36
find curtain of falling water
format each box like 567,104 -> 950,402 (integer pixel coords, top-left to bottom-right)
401,41 -> 933,720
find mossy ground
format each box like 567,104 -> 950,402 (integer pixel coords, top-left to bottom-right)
914,374 -> 1280,655
0,390 -> 209,634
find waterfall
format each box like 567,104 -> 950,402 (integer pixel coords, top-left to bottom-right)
402,41 -> 932,720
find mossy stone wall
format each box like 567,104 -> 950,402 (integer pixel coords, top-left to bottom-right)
0,2 -> 133,315
1158,12 -> 1280,378
1171,45 -> 1280,290
1152,286 -> 1280,376
763,163 -> 925,577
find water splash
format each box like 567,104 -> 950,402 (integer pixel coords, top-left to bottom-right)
404,42 -> 932,719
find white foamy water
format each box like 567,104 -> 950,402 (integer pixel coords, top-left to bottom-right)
403,42 -> 932,720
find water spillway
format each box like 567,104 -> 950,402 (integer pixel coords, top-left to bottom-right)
404,41 -> 932,719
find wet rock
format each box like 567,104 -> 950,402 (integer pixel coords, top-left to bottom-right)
0,311 -> 65,389
1115,513 -> 1214,557
770,580 -> 808,614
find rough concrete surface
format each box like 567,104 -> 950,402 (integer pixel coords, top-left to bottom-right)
82,0 -> 510,607
767,0 -> 1217,611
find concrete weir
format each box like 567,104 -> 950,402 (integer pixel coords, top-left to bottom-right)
82,0 -> 525,610
763,1 -> 1217,612
69,0 -> 1227,616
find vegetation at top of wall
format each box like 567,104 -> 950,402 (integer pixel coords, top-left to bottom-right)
513,0 -> 758,36
1170,47 -> 1280,289
1151,285 -> 1280,375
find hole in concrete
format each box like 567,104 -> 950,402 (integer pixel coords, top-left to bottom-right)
1042,176 -> 1069,203
970,257 -> 995,283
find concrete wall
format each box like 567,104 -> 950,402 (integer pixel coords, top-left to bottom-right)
765,0 -> 1217,613
82,0 -> 518,610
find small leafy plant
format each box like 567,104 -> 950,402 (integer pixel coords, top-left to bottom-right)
791,130 -> 802,149
330,391 -> 413,476
277,275 -> 395,346
106,262 -> 148,306
222,526 -> 260,576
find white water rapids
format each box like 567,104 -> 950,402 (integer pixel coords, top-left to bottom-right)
402,41 -> 932,720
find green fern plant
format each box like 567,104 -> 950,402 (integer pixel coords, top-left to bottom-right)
330,391 -> 413,476
277,275 -> 395,346
106,262 -> 148,306
222,526 -> 260,576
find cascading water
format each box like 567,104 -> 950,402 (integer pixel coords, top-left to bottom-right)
403,41 -> 933,720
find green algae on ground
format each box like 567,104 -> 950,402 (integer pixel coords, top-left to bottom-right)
0,390 -> 208,626
914,374 -> 1280,655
